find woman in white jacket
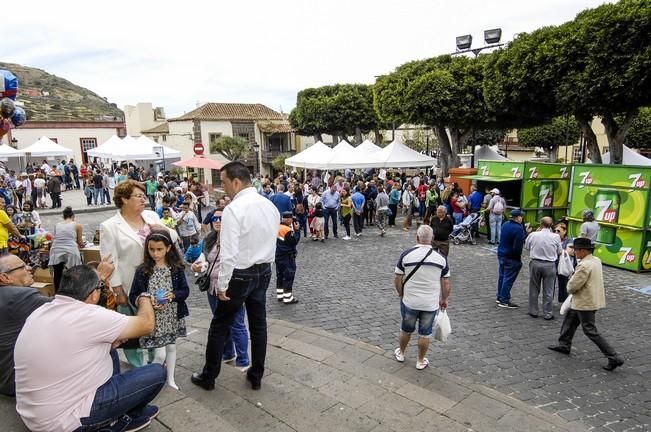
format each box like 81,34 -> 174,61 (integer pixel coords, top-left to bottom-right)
100,179 -> 178,367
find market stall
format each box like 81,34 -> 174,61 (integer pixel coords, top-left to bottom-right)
568,164 -> 651,272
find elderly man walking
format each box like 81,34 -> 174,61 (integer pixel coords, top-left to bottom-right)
393,225 -> 451,370
525,217 -> 562,320
192,161 -> 279,391
548,238 -> 624,372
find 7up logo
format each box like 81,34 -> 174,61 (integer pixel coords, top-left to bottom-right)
595,199 -> 617,222
628,173 -> 646,189
480,166 -> 489,176
511,167 -> 521,178
559,167 -> 568,178
578,171 -> 593,188
529,167 -> 539,179
619,247 -> 636,264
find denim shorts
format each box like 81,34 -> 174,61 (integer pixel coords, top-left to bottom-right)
400,302 -> 437,338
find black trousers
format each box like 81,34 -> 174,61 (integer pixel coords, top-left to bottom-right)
203,264 -> 271,384
388,204 -> 398,226
52,263 -> 65,293
558,309 -> 618,359
353,213 -> 364,234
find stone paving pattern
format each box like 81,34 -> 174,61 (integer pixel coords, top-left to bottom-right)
38,207 -> 651,432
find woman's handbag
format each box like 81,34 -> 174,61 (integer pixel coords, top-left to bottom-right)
196,254 -> 218,292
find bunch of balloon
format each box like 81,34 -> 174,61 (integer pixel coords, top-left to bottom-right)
0,69 -> 26,139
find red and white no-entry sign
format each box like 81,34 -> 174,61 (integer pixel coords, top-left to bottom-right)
193,143 -> 205,155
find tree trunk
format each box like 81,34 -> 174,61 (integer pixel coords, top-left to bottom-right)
434,125 -> 453,177
449,128 -> 471,168
355,128 -> 363,145
548,146 -> 558,163
374,129 -> 383,145
313,133 -> 323,143
601,110 -> 638,165
575,114 -> 602,164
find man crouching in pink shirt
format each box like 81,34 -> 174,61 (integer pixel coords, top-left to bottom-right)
14,264 -> 165,432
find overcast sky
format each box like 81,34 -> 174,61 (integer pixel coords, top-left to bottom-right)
3,0 -> 607,118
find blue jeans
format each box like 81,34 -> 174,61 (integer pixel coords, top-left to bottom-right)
203,263 -> 271,384
489,213 -> 503,243
453,212 -> 464,224
207,292 -> 250,367
496,257 -> 522,303
296,214 -> 308,237
76,351 -> 166,431
323,208 -> 338,238
400,302 -> 437,338
93,187 -> 105,205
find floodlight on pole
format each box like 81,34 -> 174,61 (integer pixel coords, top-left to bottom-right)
456,35 -> 473,51
484,28 -> 502,44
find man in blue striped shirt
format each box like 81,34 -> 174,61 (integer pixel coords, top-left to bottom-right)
320,184 -> 340,239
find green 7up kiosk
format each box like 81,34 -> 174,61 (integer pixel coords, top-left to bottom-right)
463,160 -> 571,228
568,164 -> 651,272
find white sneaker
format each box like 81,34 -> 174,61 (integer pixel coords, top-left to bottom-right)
342,236 -> 351,240
394,348 -> 405,362
416,358 -> 429,370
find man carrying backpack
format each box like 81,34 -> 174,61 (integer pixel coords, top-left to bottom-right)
487,188 -> 506,244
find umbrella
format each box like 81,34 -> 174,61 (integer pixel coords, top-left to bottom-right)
172,156 -> 224,170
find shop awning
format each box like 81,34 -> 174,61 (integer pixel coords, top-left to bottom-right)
459,175 -> 521,182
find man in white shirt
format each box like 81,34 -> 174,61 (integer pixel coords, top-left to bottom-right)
393,225 -> 451,370
525,217 -> 562,320
40,160 -> 50,174
192,161 -> 279,392
14,265 -> 164,432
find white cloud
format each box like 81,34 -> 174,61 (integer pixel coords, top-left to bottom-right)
2,0 -> 607,117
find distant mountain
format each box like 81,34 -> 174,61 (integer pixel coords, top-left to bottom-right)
0,62 -> 123,121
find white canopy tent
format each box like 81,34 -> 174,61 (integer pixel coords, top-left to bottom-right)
86,135 -> 181,161
136,135 -> 181,161
22,136 -> 73,157
601,146 -> 651,166
86,135 -> 130,159
0,144 -> 24,157
285,141 -> 334,169
323,140 -> 374,169
373,139 -> 436,168
354,139 -> 382,155
472,145 -> 509,167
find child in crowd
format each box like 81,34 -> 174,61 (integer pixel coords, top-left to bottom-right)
129,230 -> 189,390
310,201 -> 325,242
161,208 -> 177,230
183,235 -> 203,264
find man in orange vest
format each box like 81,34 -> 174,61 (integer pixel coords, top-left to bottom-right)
275,211 -> 300,304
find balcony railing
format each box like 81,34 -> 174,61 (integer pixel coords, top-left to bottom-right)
260,149 -> 296,164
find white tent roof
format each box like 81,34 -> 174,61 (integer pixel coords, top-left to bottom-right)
86,135 -> 129,159
285,141 -> 334,169
136,135 -> 181,160
601,145 -> 651,166
22,136 -> 73,157
324,140 -> 373,169
354,139 -> 382,154
473,145 -> 509,167
374,139 -> 436,168
0,144 -> 24,157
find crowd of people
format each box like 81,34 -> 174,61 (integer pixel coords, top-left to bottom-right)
0,161 -> 625,432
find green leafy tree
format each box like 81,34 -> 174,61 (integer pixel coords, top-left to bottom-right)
290,84 -> 380,144
209,136 -> 251,162
517,116 -> 580,162
465,129 -> 507,148
271,153 -> 291,171
624,107 -> 651,149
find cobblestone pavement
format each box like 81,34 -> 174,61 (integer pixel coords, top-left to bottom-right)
40,211 -> 651,432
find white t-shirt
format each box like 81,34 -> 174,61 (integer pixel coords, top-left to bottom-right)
34,178 -> 46,189
15,295 -> 129,432
395,245 -> 450,311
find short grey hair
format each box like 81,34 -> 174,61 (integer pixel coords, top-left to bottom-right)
437,205 -> 447,212
58,265 -> 100,301
277,184 -> 286,192
416,225 -> 433,244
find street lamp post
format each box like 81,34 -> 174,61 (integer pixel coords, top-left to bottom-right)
453,28 -> 504,57
252,142 -> 260,175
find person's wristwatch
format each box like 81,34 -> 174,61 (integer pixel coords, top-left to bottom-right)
137,293 -> 152,303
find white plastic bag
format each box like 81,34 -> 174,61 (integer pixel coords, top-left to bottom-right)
558,250 -> 574,277
560,294 -> 573,315
433,309 -> 451,342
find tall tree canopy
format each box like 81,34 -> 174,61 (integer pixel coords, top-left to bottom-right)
289,84 -> 379,144
517,116 -> 580,162
624,107 -> 651,149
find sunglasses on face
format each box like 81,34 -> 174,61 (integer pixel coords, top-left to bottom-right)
212,215 -> 222,222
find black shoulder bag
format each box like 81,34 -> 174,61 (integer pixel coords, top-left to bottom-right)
402,247 -> 435,288
197,243 -> 219,292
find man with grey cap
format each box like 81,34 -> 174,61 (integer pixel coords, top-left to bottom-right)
525,216 -> 562,319
496,209 -> 527,309
486,188 -> 507,244
548,238 -> 624,372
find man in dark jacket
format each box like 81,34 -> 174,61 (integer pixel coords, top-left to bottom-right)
47,172 -> 62,208
275,211 -> 300,304
496,209 -> 527,309
429,205 -> 454,256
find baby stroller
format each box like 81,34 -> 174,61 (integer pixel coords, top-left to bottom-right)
449,212 -> 481,245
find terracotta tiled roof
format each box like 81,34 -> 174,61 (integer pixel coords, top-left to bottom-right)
142,122 -> 169,134
257,121 -> 294,134
169,103 -> 285,122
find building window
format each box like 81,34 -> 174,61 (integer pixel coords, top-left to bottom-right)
162,135 -> 167,142
80,138 -> 98,164
572,146 -> 583,162
209,133 -> 222,154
